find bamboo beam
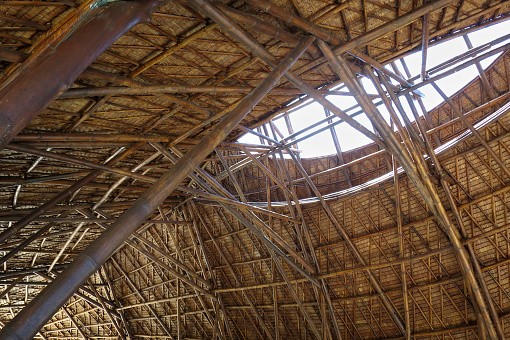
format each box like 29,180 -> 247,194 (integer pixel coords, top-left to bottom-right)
129,22 -> 219,78
34,271 -> 120,317
88,280 -> 126,340
401,43 -> 510,96
0,216 -> 190,224
394,156 -> 411,340
0,47 -> 30,63
12,133 -> 176,143
86,208 -> 213,297
374,71 -> 502,338
293,0 -> 458,76
431,81 -> 510,179
287,148 -> 407,335
382,2 -> 510,66
190,202 -> 275,339
60,85 -> 352,98
420,11 -> 430,81
403,93 -> 506,340
150,142 -> 318,281
216,3 -> 320,55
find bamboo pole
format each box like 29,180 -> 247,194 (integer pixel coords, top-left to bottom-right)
320,39 -> 499,338
420,11 -> 430,81
0,35 -> 313,340
34,271 -> 121,319
0,47 -> 29,63
0,0 -> 164,151
287,148 -> 407,334
161,208 -> 222,338
373,71 -> 501,339
129,23 -> 219,78
84,208 -> 213,295
216,3 -> 320,55
87,279 -> 126,340
151,142 -> 319,281
292,0 -> 460,76
394,156 -> 411,340
60,84 -> 352,98
273,147 -> 346,340
187,0 -> 384,146
404,93 -> 506,339
400,43 -> 510,96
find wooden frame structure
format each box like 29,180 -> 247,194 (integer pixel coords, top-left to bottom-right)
0,0 -> 509,339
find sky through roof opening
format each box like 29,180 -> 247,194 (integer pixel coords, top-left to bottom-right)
239,20 -> 510,158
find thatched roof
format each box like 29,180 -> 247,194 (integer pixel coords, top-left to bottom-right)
0,0 -> 509,338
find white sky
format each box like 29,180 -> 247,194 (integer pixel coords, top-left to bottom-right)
240,19 -> 510,158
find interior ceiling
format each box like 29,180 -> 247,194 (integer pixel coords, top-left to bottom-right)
0,0 -> 510,339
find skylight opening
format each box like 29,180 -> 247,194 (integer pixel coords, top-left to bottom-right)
239,19 -> 510,158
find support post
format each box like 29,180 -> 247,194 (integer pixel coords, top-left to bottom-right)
0,0 -> 163,150
0,35 -> 314,340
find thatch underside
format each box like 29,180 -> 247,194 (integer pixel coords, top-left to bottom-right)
0,0 -> 510,339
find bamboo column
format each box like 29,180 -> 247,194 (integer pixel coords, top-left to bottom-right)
0,35 -> 314,340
